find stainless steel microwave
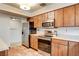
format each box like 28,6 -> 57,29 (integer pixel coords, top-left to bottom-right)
42,22 -> 54,28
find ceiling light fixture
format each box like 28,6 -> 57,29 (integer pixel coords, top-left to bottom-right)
20,5 -> 30,10
18,3 -> 38,10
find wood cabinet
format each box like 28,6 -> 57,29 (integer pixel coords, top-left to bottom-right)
28,16 -> 42,28
69,41 -> 79,56
48,11 -> 54,20
51,37 -> 79,56
30,34 -> 38,50
33,15 -> 42,28
51,38 -> 68,56
75,4 -> 79,26
41,13 -> 48,22
54,9 -> 64,27
64,6 -> 75,27
29,4 -> 79,27
28,17 -> 34,22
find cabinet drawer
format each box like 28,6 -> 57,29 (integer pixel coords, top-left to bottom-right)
52,38 -> 68,45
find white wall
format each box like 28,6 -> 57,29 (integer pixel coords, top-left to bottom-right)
9,18 -> 22,46
0,13 -> 26,47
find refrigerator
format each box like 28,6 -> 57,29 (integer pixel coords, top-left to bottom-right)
22,22 -> 29,47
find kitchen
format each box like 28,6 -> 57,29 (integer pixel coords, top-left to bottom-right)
0,3 -> 79,56
28,3 -> 79,56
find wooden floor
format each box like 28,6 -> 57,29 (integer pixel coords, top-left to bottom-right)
8,46 -> 42,56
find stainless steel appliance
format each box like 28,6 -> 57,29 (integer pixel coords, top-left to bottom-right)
38,38 -> 51,56
22,22 -> 29,48
42,20 -> 54,28
37,30 -> 54,55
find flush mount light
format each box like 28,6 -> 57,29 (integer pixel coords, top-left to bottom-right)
18,3 -> 38,10
20,5 -> 30,10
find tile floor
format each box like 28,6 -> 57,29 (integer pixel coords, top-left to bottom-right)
8,46 -> 42,56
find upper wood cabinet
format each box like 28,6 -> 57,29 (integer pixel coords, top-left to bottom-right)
44,13 -> 48,21
42,13 -> 48,21
28,17 -> 34,22
75,4 -> 79,26
51,38 -> 68,56
48,11 -> 54,20
29,4 -> 79,28
54,9 -> 64,27
33,15 -> 42,28
64,6 -> 75,27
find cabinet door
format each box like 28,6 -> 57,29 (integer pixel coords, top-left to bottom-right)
30,35 -> 34,48
48,11 -> 54,20
75,4 -> 79,26
29,17 -> 34,22
69,41 -> 79,56
30,35 -> 38,50
51,38 -> 68,56
51,43 -> 59,56
58,45 -> 68,56
44,13 -> 48,21
37,15 -> 42,28
55,9 -> 64,27
34,16 -> 42,28
33,36 -> 38,50
64,6 -> 75,26
42,13 -> 48,21
51,43 -> 68,56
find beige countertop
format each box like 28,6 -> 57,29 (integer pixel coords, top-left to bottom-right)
52,36 -> 79,42
30,34 -> 44,36
31,34 -> 79,42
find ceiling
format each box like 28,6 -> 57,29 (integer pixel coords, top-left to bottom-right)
1,3 -> 75,17
5,3 -> 53,13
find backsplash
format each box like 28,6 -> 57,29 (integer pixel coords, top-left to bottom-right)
37,28 -> 55,35
37,27 -> 79,35
56,27 -> 79,32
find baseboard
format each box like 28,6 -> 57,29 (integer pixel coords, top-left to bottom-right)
10,41 -> 22,48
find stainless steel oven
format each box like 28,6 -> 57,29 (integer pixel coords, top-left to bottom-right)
38,38 -> 51,56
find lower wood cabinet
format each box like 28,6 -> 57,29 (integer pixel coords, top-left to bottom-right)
51,38 -> 79,56
69,41 -> 79,56
51,38 -> 68,56
30,34 -> 38,50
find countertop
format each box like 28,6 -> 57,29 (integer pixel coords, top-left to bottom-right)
52,36 -> 79,42
30,34 -> 44,36
0,39 -> 9,51
31,33 -> 79,42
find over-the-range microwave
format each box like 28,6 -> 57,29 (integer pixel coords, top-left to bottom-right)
42,20 -> 54,28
